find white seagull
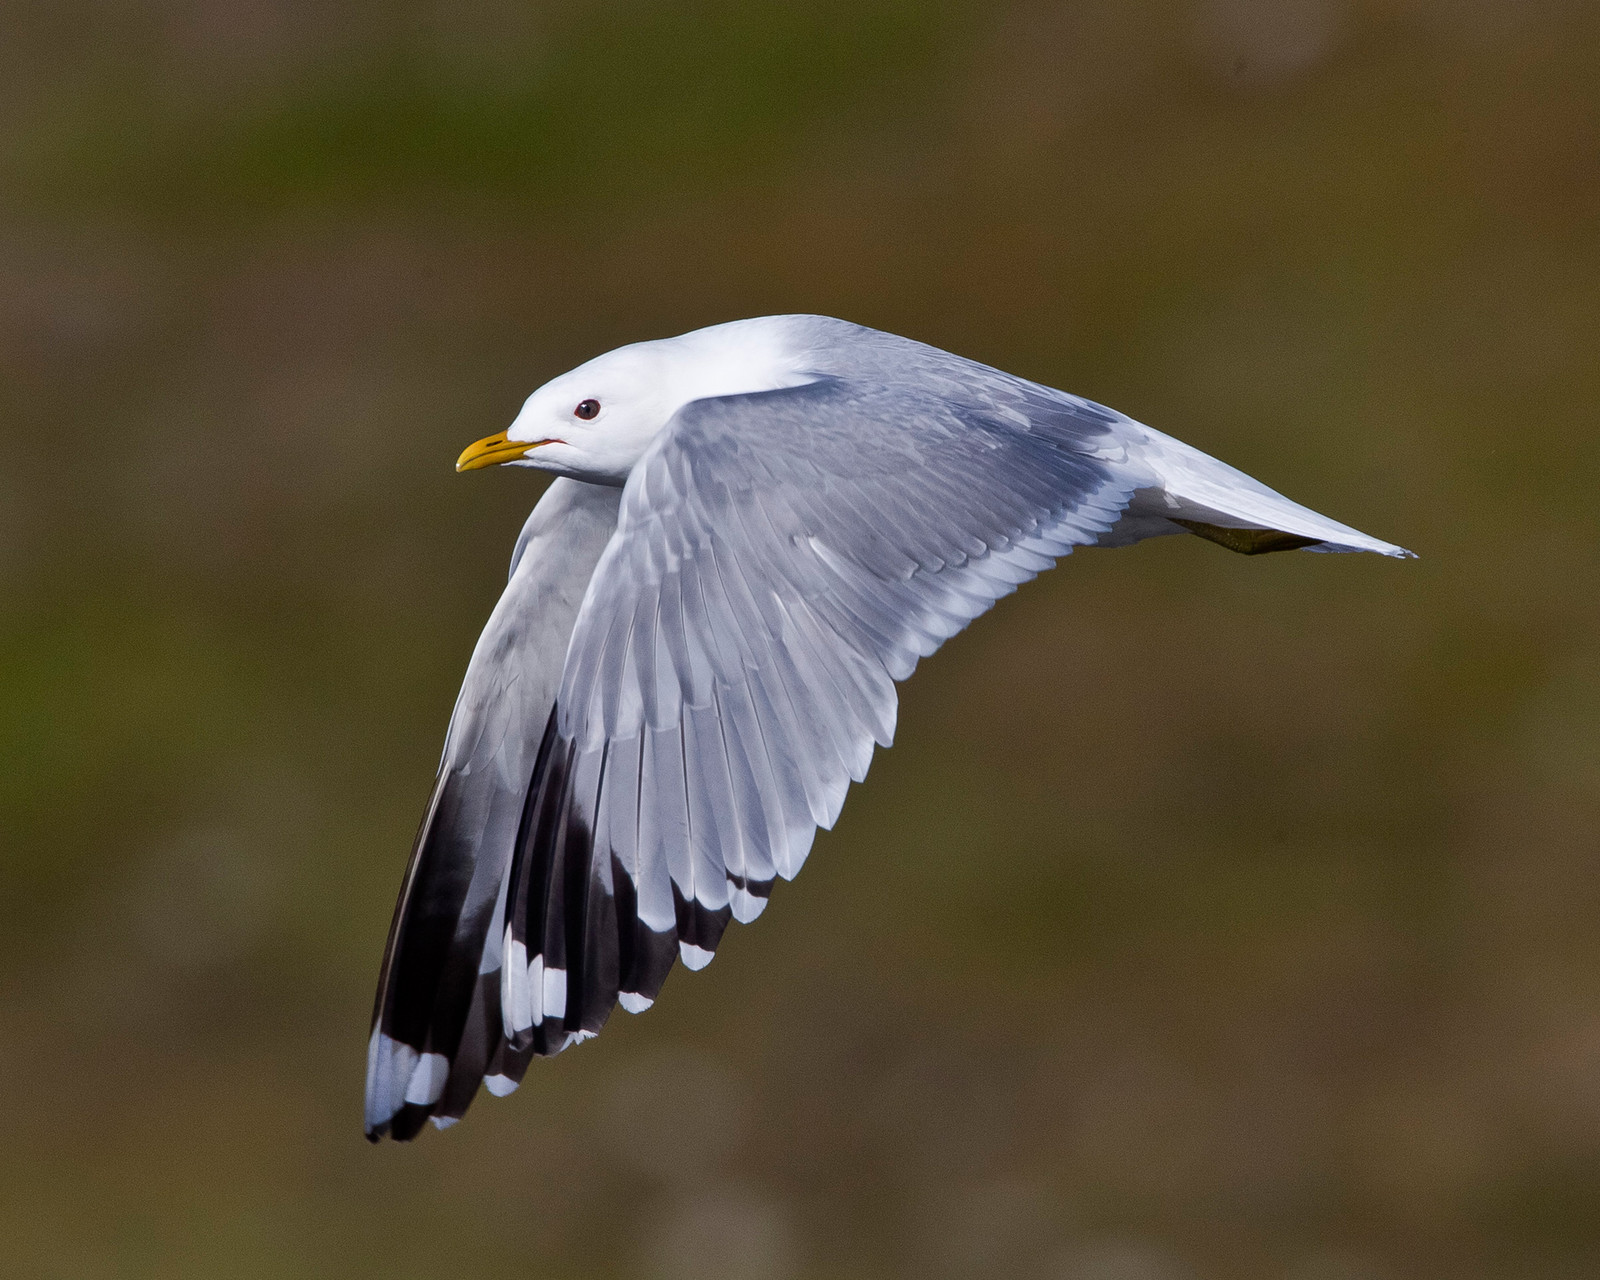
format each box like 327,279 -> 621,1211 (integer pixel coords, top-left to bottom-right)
365,315 -> 1410,1140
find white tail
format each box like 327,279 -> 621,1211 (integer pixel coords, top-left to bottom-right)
1093,421 -> 1413,558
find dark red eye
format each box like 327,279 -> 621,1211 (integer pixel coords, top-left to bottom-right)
574,399 -> 600,420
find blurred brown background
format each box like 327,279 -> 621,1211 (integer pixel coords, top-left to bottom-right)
2,1 -> 1598,1277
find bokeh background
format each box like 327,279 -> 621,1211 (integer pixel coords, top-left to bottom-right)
3,1 -> 1598,1277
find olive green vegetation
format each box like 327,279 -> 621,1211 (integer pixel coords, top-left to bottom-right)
2,2 -> 1598,1277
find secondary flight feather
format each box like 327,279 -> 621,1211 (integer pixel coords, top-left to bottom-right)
365,315 -> 1410,1141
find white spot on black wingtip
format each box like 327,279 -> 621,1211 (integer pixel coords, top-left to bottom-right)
366,1030 -> 419,1131
618,991 -> 654,1014
730,886 -> 768,923
484,1073 -> 520,1097
503,931 -> 532,1035
430,1115 -> 459,1130
679,942 -> 714,970
403,1052 -> 451,1106
504,941 -> 570,1037
542,965 -> 568,1017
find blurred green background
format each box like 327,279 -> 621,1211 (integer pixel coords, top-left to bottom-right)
2,1 -> 1598,1277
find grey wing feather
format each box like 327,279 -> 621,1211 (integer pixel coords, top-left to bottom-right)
494,369 -> 1138,1076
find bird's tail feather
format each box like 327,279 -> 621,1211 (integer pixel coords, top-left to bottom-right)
1093,420 -> 1413,558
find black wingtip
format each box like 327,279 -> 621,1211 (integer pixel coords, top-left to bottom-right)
387,1103 -> 432,1142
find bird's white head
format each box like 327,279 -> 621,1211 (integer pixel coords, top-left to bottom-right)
455,317 -> 819,484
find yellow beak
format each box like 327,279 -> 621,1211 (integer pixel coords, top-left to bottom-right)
455,430 -> 552,473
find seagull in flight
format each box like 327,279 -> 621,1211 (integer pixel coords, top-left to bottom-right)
365,315 -> 1409,1140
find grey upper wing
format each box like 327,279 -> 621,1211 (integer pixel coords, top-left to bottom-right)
492,374 -> 1140,1071
364,477 -> 620,1140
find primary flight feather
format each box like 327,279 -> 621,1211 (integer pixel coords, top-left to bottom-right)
365,315 -> 1409,1141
